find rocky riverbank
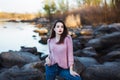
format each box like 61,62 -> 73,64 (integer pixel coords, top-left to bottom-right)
0,23 -> 120,80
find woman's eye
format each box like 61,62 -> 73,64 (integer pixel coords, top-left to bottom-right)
56,25 -> 63,28
61,26 -> 63,28
57,26 -> 59,28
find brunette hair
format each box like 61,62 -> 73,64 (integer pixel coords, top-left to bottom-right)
49,20 -> 68,44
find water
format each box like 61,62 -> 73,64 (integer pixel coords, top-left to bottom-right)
0,22 -> 49,54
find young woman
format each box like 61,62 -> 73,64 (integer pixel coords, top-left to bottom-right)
45,20 -> 81,80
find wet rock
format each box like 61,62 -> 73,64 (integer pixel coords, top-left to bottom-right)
82,62 -> 120,80
0,66 -> 44,80
76,57 -> 99,68
39,35 -> 48,44
0,51 -> 40,68
74,50 -> 82,57
20,46 -> 38,55
94,23 -> 120,37
99,51 -> 120,63
74,57 -> 85,75
34,28 -> 48,35
78,36 -> 93,47
22,61 -> 45,73
82,47 -> 97,57
86,32 -> 120,54
73,39 -> 82,51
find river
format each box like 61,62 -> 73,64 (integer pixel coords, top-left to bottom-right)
0,21 -> 49,54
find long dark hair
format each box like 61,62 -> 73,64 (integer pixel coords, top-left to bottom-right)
49,20 -> 68,44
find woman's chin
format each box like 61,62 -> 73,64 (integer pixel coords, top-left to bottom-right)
57,32 -> 63,35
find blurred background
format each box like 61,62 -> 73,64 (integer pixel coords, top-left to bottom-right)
0,0 -> 120,53
0,0 -> 120,25
0,1 -> 120,80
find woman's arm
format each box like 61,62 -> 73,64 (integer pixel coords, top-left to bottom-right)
67,35 -> 79,76
45,39 -> 51,66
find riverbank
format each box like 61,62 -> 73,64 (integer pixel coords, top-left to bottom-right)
0,22 -> 48,53
0,23 -> 120,80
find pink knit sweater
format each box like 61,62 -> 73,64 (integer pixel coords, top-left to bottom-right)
47,35 -> 74,69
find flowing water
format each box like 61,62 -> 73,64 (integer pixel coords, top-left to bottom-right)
0,21 -> 49,54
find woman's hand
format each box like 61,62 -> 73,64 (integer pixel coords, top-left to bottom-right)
69,65 -> 80,76
45,57 -> 51,66
70,70 -> 80,77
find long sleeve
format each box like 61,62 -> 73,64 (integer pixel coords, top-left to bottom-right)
66,35 -> 74,67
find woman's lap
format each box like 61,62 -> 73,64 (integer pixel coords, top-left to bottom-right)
45,64 -> 81,80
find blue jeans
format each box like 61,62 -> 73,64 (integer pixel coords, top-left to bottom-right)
45,64 -> 82,80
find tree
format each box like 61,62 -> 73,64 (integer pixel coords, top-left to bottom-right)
110,0 -> 120,22
57,0 -> 69,14
43,0 -> 56,21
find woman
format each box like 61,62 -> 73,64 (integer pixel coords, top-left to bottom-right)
45,20 -> 81,80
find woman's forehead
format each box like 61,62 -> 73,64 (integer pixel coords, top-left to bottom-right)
56,22 -> 63,25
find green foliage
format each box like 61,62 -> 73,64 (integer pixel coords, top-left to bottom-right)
44,4 -> 50,15
43,1 -> 56,20
42,0 -> 120,24
43,1 -> 56,14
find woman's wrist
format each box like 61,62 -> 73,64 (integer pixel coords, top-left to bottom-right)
69,64 -> 74,71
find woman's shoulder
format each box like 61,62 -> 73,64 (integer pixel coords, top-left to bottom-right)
47,38 -> 54,43
65,35 -> 72,41
66,35 -> 72,39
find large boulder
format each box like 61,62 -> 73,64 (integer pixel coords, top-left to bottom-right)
76,57 -> 99,68
82,62 -> 120,80
86,32 -> 120,54
22,61 -> 45,73
82,47 -> 97,57
94,23 -> 120,37
74,57 -> 85,75
0,51 -> 40,68
99,51 -> 120,63
0,66 -> 44,80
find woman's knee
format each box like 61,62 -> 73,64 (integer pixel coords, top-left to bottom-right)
60,71 -> 81,80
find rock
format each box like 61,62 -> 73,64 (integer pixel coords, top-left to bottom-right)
82,62 -> 120,80
34,28 -> 48,35
22,61 -> 45,73
73,39 -> 82,51
78,36 -> 93,47
0,51 -> 40,68
74,50 -> 82,57
86,32 -> 120,54
74,57 -> 85,75
0,66 -> 44,80
99,51 -> 120,63
94,23 -> 120,37
80,29 -> 93,36
20,46 -> 38,55
82,47 -> 97,57
76,57 -> 99,68
39,35 -> 48,44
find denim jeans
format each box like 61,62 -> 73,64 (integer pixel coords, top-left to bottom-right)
45,64 -> 82,80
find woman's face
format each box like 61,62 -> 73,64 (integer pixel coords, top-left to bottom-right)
54,22 -> 64,35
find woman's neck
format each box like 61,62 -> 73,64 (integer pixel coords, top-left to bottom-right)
55,34 -> 61,42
